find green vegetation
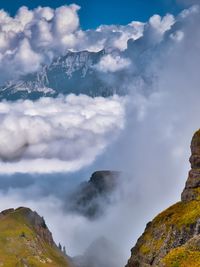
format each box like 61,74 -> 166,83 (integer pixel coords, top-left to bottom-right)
154,200 -> 200,229
135,199 -> 200,265
162,240 -> 200,267
0,208 -> 71,267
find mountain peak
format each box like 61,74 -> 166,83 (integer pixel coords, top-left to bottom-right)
89,170 -> 121,192
67,170 -> 121,219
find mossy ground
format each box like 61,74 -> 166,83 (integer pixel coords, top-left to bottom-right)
154,200 -> 200,229
162,247 -> 200,267
162,241 -> 200,267
136,199 -> 200,266
0,209 -> 70,267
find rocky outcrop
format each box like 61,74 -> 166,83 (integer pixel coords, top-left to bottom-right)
89,171 -> 121,193
182,130 -> 200,202
67,170 -> 121,219
0,207 -> 72,266
14,207 -> 55,246
125,129 -> 200,267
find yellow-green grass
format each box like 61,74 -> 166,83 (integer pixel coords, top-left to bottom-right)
0,208 -> 70,267
137,199 -> 200,261
162,246 -> 200,267
153,200 -> 200,229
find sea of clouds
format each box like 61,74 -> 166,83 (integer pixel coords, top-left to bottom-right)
0,94 -> 125,173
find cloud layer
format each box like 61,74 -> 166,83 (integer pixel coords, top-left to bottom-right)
0,5 -> 145,82
0,94 -> 125,173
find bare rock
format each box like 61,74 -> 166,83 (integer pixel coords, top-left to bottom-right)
182,129 -> 200,201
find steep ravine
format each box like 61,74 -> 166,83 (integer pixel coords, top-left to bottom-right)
125,129 -> 200,267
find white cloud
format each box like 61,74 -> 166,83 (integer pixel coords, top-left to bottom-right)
170,30 -> 184,41
149,14 -> 175,34
0,4 -> 180,83
0,94 -> 126,174
13,38 -> 42,73
0,5 -> 81,82
84,22 -> 145,52
53,5 -> 80,35
95,54 -> 131,72
0,5 -> 144,82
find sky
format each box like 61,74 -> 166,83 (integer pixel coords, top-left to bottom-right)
0,0 -> 182,29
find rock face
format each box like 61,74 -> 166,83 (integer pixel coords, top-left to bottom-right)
0,207 -> 72,267
182,130 -> 200,202
125,129 -> 200,267
67,171 -> 121,219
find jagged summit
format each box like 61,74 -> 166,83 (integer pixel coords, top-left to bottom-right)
89,170 -> 121,193
66,170 -> 121,219
0,207 -> 72,266
182,129 -> 200,202
125,130 -> 200,267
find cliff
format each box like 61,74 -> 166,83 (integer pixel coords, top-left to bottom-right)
0,207 -> 72,267
126,129 -> 200,267
67,170 -> 121,219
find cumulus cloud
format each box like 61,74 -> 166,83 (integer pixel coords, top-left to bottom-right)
0,4 -> 157,83
0,4 -> 180,84
149,14 -> 175,34
95,54 -> 131,72
0,94 -> 126,173
81,21 -> 145,52
0,4 -> 81,82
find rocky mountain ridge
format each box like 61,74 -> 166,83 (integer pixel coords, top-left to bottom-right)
0,207 -> 72,267
125,129 -> 200,267
0,49 -> 126,100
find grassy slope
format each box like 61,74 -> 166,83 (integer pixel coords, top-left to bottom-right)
0,208 -> 70,267
162,244 -> 200,267
135,199 -> 200,266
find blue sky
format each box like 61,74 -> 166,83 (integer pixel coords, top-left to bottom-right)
0,0 -> 182,29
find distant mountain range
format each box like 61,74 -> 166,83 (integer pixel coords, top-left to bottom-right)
0,36 -> 158,101
0,50 -> 127,101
